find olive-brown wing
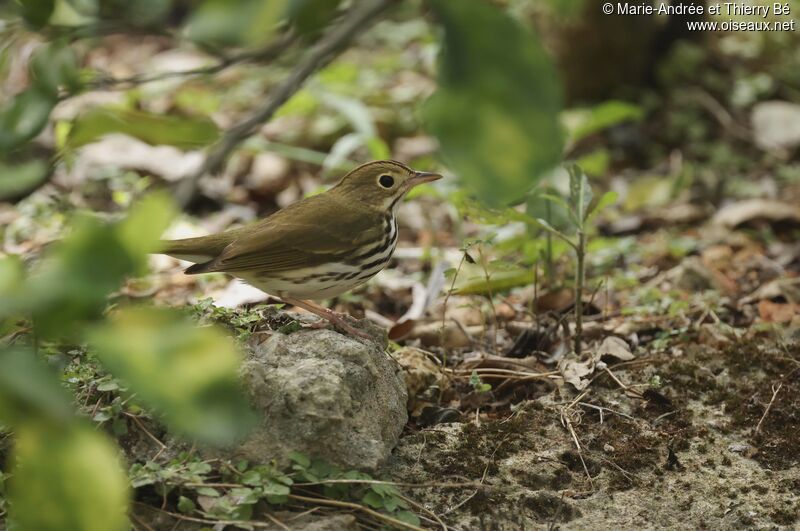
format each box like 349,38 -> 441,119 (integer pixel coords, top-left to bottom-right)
196,196 -> 385,274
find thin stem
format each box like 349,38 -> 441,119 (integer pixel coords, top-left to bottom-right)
574,230 -> 585,355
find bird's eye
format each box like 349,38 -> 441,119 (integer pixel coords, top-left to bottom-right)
378,174 -> 395,188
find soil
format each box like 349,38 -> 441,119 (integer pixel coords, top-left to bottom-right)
385,337 -> 800,530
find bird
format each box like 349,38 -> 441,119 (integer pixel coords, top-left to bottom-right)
159,160 -> 442,338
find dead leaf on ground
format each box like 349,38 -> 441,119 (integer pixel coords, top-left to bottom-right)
757,300 -> 799,323
712,199 -> 800,229
559,336 -> 635,390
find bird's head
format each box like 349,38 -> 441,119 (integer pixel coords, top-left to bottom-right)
331,160 -> 442,211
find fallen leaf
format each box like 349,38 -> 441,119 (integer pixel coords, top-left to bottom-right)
595,336 -> 635,361
758,300 -> 799,323
712,199 -> 800,228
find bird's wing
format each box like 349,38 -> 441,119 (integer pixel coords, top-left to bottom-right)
197,195 -> 386,274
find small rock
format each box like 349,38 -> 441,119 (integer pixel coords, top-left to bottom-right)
234,323 -> 407,471
245,152 -> 290,193
728,443 -> 750,454
751,100 -> 800,151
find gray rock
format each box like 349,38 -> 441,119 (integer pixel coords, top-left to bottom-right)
235,322 -> 407,471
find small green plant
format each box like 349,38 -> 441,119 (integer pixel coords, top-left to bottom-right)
534,164 -> 617,355
289,452 -> 420,526
469,370 -> 492,393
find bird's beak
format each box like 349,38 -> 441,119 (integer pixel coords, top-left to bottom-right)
407,171 -> 443,188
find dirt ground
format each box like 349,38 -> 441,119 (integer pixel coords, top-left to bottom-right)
386,338 -> 799,530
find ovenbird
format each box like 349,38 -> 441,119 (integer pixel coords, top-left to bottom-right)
159,160 -> 442,337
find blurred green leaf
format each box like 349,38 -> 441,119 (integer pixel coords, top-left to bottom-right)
177,495 -> 196,514
288,0 -> 339,36
576,149 -> 610,177
424,0 -> 562,206
526,190 -> 572,234
588,190 -> 618,220
2,194 -> 175,337
186,0 -> 289,48
564,100 -> 644,144
452,267 -> 535,295
99,0 -> 171,26
66,107 -> 219,150
89,307 -> 255,445
0,349 -> 74,426
30,40 -> 82,96
568,164 -> 592,224
0,87 -> 57,154
623,175 -> 673,211
9,422 -> 130,531
0,159 -> 51,201
19,0 -> 55,28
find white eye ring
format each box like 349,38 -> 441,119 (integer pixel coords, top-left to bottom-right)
378,174 -> 395,188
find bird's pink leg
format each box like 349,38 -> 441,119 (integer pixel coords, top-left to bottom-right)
280,297 -> 372,339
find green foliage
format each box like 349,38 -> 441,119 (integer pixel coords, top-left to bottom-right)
564,100 -> 644,144
0,193 -> 175,338
18,0 -> 56,28
9,422 -> 130,531
0,160 -> 51,201
186,0 -> 289,48
469,370 -> 491,393
66,107 -> 220,150
30,40 -> 82,97
0,194 -> 255,529
89,307 -> 256,445
0,349 -> 74,426
290,453 -> 420,526
288,0 -> 340,37
0,87 -> 57,154
424,0 -> 563,206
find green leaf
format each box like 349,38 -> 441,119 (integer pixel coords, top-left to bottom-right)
9,422 -> 130,531
96,380 -> 119,392
567,164 -> 592,224
0,159 -> 51,201
4,194 -> 175,337
19,0 -> 55,28
196,486 -> 220,497
395,510 -> 421,526
241,470 -> 261,486
587,190 -> 618,220
177,495 -> 196,514
117,192 -> 178,257
424,0 -> 563,206
88,307 -> 256,446
0,349 -> 75,426
535,218 -> 576,249
288,0 -> 339,36
452,267 -> 535,295
288,451 -> 311,469
361,490 -> 384,509
186,0 -> 289,48
66,107 -> 220,150
565,100 -> 644,144
0,87 -> 57,154
30,40 -> 82,96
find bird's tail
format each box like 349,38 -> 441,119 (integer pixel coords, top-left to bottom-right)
157,234 -> 232,268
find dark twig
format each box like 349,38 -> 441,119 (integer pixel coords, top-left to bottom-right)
88,31 -> 297,89
176,0 -> 395,206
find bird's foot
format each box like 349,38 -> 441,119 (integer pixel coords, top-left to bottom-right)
282,297 -> 373,340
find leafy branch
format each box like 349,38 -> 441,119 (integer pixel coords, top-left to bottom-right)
177,0 -> 396,205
